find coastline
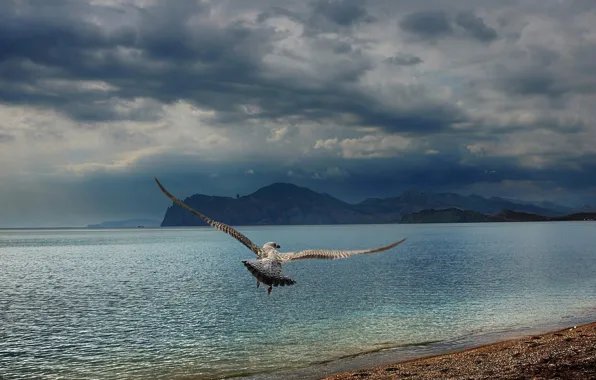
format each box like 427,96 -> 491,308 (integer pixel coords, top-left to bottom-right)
322,321 -> 596,380
241,317 -> 596,380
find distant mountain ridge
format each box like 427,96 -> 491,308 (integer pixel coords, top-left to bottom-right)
401,208 -> 596,224
399,208 -> 502,224
160,182 -> 574,227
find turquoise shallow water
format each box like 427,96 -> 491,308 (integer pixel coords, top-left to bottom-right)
1,222 -> 596,379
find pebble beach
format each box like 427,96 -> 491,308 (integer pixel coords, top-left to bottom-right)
323,322 -> 596,380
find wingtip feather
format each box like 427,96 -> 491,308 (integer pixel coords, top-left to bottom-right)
154,177 -> 165,191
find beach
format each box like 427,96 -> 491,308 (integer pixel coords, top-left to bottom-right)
323,322 -> 596,380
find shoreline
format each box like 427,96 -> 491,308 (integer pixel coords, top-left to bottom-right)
321,321 -> 596,379
241,317 -> 596,380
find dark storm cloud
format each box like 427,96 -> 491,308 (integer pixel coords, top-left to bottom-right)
385,53 -> 423,66
491,43 -> 596,99
356,152 -> 596,198
259,1 -> 375,37
301,4 -> 378,40
399,11 -> 453,39
497,67 -> 562,97
311,0 -> 376,26
0,0 -> 276,121
342,100 -> 465,133
256,6 -> 304,24
2,146 -> 596,227
455,11 -> 498,42
399,10 -> 498,43
234,76 -> 466,134
77,149 -> 596,210
1,0 -> 596,227
0,0 -> 459,134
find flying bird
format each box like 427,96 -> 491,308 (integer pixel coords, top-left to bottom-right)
154,178 -> 407,294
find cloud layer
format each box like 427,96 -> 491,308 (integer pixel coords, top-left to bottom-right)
0,0 -> 595,226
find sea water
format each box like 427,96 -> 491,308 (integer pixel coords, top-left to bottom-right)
1,222 -> 595,379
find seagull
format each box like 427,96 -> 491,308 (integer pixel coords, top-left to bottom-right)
154,178 -> 407,294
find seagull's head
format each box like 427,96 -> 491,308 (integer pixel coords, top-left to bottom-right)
263,241 -> 281,249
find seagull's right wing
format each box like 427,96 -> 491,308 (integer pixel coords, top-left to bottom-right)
154,177 -> 263,257
280,238 -> 407,263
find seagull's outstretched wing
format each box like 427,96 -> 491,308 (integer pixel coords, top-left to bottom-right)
154,177 -> 263,257
280,238 -> 407,263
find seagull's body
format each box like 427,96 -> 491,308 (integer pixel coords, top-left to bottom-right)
154,178 -> 407,294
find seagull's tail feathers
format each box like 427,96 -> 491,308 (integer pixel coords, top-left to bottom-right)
242,259 -> 296,287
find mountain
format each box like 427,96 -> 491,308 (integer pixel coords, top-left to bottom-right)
160,183 -> 570,227
558,212 -> 596,221
400,208 -> 504,223
498,198 -> 575,215
161,183 -> 378,226
356,190 -> 563,218
575,204 -> 596,213
400,209 -> 596,224
87,218 -> 161,228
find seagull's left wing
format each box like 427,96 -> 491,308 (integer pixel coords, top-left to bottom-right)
154,177 -> 264,257
279,238 -> 407,263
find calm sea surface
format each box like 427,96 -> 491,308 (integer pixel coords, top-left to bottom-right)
1,223 -> 595,379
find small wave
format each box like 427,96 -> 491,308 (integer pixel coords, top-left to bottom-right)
0,351 -> 27,358
309,340 -> 443,365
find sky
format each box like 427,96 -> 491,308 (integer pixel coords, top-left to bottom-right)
0,0 -> 595,227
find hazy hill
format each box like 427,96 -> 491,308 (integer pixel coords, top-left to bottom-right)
160,183 -> 570,226
400,208 -> 505,223
400,209 -> 596,224
356,190 -> 562,218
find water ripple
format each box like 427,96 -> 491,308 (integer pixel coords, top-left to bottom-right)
1,223 -> 595,379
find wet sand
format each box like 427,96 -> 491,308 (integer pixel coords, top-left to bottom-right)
322,322 -> 596,380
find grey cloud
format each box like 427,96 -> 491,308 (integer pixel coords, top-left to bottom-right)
136,2 -> 252,63
1,0 -> 596,227
399,11 -> 453,39
496,66 -> 562,97
302,0 -> 377,36
455,11 -> 498,42
345,101 -> 465,134
0,133 -> 15,143
490,43 -> 596,99
400,10 -> 498,43
0,0 -> 468,135
309,36 -> 360,55
0,2 -> 277,121
241,77 -> 465,134
108,129 -> 156,148
385,53 -> 423,66
332,40 -> 354,54
570,43 -> 596,93
0,8 -> 133,66
24,128 -> 65,143
257,6 -> 305,24
311,0 -> 376,26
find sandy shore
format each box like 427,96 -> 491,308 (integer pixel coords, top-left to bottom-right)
322,322 -> 596,380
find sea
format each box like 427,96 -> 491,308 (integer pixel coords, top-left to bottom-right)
1,222 -> 595,379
